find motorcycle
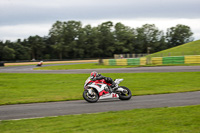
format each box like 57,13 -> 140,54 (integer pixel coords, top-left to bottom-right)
36,61 -> 43,67
83,76 -> 132,103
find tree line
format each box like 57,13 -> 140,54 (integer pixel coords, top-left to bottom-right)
0,20 -> 194,61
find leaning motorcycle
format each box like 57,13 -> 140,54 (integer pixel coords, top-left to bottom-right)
83,76 -> 132,103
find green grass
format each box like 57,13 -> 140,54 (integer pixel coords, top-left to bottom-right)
0,105 -> 200,133
148,40 -> 200,57
33,63 -> 200,70
1,72 -> 200,105
33,63 -> 138,70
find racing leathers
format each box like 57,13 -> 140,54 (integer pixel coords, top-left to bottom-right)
91,74 -> 117,92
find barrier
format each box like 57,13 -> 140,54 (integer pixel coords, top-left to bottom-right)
151,57 -> 162,65
103,59 -> 109,65
163,56 -> 184,64
185,55 -> 200,64
127,58 -> 140,65
116,59 -> 127,65
109,59 -> 116,65
102,55 -> 200,66
140,57 -> 147,65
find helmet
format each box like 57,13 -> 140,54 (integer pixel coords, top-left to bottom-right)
90,71 -> 98,78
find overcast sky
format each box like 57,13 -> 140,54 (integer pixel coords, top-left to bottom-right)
0,0 -> 200,41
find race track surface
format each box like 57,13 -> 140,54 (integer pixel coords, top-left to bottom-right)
0,91 -> 200,120
0,64 -> 200,73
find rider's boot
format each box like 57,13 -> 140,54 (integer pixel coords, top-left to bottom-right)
110,87 -> 113,93
113,86 -> 118,92
111,83 -> 118,92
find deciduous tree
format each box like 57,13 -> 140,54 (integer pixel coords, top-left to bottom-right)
166,24 -> 194,48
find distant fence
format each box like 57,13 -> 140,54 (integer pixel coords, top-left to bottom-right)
103,55 -> 200,66
114,54 -> 148,59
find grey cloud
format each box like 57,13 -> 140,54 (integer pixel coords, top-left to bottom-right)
0,0 -> 200,26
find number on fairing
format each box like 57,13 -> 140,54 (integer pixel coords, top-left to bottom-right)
112,94 -> 117,98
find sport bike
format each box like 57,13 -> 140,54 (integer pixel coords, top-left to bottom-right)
83,76 -> 132,103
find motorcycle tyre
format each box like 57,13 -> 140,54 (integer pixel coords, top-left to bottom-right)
83,90 -> 99,103
118,86 -> 132,100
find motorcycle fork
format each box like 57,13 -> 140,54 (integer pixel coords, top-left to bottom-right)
88,88 -> 95,95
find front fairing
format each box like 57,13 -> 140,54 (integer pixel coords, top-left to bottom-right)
84,76 -> 93,89
84,77 -> 106,92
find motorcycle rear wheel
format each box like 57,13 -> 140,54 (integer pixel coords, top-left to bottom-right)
118,86 -> 132,100
83,90 -> 99,103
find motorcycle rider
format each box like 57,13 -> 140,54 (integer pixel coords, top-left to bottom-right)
90,71 -> 118,92
37,61 -> 43,66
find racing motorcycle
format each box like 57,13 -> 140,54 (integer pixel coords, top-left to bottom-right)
83,76 -> 132,103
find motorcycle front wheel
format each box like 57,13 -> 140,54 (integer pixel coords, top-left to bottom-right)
118,86 -> 132,100
83,89 -> 99,103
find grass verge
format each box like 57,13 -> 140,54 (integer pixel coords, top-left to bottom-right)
147,40 -> 200,57
0,72 -> 200,105
33,63 -> 200,70
33,63 -> 137,70
0,105 -> 200,133
4,60 -> 98,67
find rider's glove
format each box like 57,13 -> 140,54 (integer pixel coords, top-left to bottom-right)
92,77 -> 96,81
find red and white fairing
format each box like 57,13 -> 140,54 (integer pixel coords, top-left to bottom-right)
84,76 -> 119,99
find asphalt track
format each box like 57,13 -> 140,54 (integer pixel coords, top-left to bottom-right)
0,91 -> 200,120
0,64 -> 200,120
0,63 -> 200,73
